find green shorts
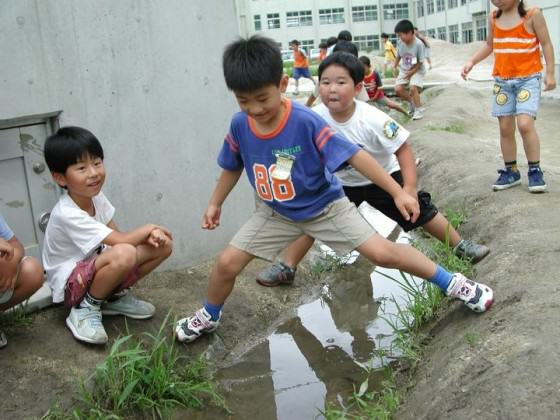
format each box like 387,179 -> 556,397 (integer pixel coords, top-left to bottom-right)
230,197 -> 376,261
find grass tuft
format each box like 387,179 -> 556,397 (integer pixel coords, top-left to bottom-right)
426,121 -> 466,134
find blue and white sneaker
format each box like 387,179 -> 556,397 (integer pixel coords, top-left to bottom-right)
446,274 -> 494,313
527,167 -> 547,193
175,308 -> 220,343
492,168 -> 521,191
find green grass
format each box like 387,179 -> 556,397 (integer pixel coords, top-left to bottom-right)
465,330 -> 479,348
0,302 -> 33,328
426,121 -> 466,134
43,315 -> 225,419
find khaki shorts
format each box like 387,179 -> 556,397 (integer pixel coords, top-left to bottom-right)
395,71 -> 424,88
230,197 -> 376,261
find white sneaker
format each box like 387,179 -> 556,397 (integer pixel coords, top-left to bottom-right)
102,291 -> 155,319
66,306 -> 108,344
446,273 -> 494,313
412,110 -> 423,120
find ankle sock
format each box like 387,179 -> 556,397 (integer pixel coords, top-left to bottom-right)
429,266 -> 453,292
528,161 -> 540,171
204,302 -> 224,321
504,160 -> 518,172
80,292 -> 103,309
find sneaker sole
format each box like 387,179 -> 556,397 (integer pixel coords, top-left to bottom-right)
492,180 -> 521,191
528,185 -> 547,193
65,317 -> 108,345
470,248 -> 490,264
101,309 -> 155,319
256,277 -> 294,287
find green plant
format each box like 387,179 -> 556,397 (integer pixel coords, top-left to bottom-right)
0,302 -> 33,327
465,330 -> 479,347
44,315 -> 225,419
311,252 -> 351,274
426,122 -> 466,134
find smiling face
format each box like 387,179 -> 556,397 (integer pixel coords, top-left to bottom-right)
318,64 -> 362,122
53,153 -> 105,210
234,76 -> 289,131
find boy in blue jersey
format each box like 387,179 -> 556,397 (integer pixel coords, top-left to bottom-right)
175,36 -> 494,343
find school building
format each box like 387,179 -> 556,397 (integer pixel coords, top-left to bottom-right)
235,0 -> 560,77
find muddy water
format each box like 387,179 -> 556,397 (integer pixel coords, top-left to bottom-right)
188,205 -> 421,419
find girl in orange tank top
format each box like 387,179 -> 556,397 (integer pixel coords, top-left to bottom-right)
461,0 -> 556,193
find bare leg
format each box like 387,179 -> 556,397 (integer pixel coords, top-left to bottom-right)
281,235 -> 315,267
421,213 -> 461,247
90,244 -> 137,298
516,114 -> 540,162
395,84 -> 410,103
135,241 -> 173,278
0,257 -> 43,311
498,116 -> 517,162
410,85 -> 422,108
207,245 -> 255,305
356,234 -> 437,279
386,98 -> 409,116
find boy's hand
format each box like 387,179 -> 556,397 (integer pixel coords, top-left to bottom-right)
544,74 -> 557,91
394,191 -> 420,223
461,61 -> 474,80
147,227 -> 172,248
202,204 -> 222,230
0,239 -> 14,261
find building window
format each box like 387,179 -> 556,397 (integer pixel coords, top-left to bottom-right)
426,0 -> 435,15
449,24 -> 459,43
462,21 -> 473,43
267,13 -> 280,29
437,26 -> 447,40
383,3 -> 409,20
461,0 -> 467,5
286,10 -> 312,27
354,34 -> 380,52
448,0 -> 458,8
417,1 -> 425,17
300,39 -> 314,53
319,8 -> 345,25
254,15 -> 261,31
352,5 -> 378,22
427,28 -> 436,38
436,0 -> 445,12
475,14 -> 487,41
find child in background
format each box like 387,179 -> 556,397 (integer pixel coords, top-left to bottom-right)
0,214 -> 43,348
257,52 -> 490,289
462,0 -> 556,192
290,39 -> 316,95
43,127 -> 173,345
359,56 -> 409,117
393,20 -> 427,120
318,42 -> 328,62
381,33 -> 397,76
174,36 -> 493,344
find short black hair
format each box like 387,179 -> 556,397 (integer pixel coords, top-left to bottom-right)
395,19 -> 414,34
359,56 -> 371,67
326,36 -> 338,47
332,41 -> 359,57
222,35 -> 283,92
337,30 -> 352,42
44,126 -> 104,174
381,33 -> 389,39
319,42 -> 327,49
318,52 -> 364,85
290,39 -> 300,46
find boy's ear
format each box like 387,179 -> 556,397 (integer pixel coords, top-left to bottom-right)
355,81 -> 364,96
279,74 -> 289,93
51,172 -> 67,188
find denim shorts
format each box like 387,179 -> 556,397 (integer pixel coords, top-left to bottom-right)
492,74 -> 541,118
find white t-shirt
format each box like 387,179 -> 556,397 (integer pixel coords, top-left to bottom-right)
313,100 -> 409,187
42,192 -> 115,303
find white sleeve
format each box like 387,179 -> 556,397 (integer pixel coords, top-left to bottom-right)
365,106 -> 409,154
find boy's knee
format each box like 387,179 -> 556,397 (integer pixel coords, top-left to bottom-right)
20,257 -> 44,291
516,118 -> 534,135
369,243 -> 399,267
215,250 -> 243,278
110,243 -> 137,269
159,239 -> 173,259
409,85 -> 418,95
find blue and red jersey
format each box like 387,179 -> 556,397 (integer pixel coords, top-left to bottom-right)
218,100 -> 360,221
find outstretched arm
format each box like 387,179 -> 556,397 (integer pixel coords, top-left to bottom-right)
202,168 -> 243,230
462,16 -> 493,79
104,222 -> 172,248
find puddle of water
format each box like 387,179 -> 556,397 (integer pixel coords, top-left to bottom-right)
190,204 -> 424,419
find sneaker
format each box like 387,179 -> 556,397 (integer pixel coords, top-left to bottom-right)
256,262 -> 296,287
66,306 -> 108,344
175,307 -> 220,343
101,291 -> 155,319
527,167 -> 547,193
293,89 -> 300,96
492,168 -> 521,191
446,273 -> 494,313
412,110 -> 423,120
0,329 -> 7,349
454,240 -> 490,264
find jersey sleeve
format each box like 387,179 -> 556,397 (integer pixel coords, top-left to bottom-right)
217,119 -> 244,171
312,116 -> 360,173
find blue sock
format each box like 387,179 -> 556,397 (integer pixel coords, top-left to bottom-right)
204,302 -> 224,321
429,266 -> 453,292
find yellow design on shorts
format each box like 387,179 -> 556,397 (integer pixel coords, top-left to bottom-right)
493,84 -> 501,95
496,93 -> 508,106
517,89 -> 530,103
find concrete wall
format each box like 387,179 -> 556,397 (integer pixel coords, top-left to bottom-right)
0,0 -> 254,269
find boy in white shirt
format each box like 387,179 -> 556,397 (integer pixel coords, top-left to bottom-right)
42,127 -> 173,345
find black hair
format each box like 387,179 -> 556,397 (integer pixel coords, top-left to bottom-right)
318,52 -> 365,85
496,0 -> 526,18
326,36 -> 338,47
290,39 -> 300,46
222,35 -> 283,92
332,41 -> 359,57
319,42 -> 327,49
395,19 -> 414,34
44,126 -> 104,174
381,33 -> 389,39
359,56 -> 371,67
337,30 -> 352,42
